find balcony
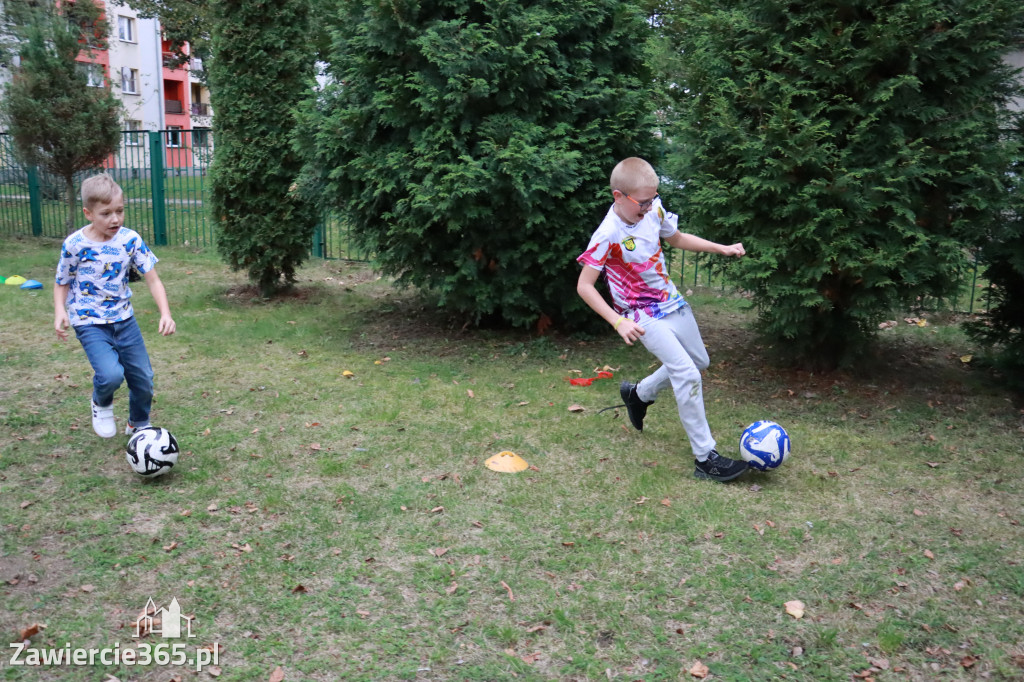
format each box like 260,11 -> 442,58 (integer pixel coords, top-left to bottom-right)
191,102 -> 211,116
165,99 -> 183,114
162,52 -> 185,69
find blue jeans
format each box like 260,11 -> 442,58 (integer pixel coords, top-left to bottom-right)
74,317 -> 154,427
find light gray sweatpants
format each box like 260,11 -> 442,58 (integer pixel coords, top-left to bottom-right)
634,305 -> 716,458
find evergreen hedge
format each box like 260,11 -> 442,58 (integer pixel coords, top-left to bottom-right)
302,0 -> 656,330
661,0 -> 1024,368
208,0 -> 319,296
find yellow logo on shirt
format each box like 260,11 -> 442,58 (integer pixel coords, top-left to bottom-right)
622,237 -> 636,251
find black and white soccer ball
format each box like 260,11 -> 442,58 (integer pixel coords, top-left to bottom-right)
739,420 -> 791,471
126,427 -> 179,477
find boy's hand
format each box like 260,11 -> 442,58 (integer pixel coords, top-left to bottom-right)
721,242 -> 745,257
616,318 -> 645,346
54,312 -> 70,341
158,315 -> 176,336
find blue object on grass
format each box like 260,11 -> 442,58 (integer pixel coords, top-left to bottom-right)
20,279 -> 43,290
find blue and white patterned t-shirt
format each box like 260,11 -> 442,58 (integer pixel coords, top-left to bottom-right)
55,227 -> 158,327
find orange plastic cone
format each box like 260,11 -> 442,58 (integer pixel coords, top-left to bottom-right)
485,451 -> 529,473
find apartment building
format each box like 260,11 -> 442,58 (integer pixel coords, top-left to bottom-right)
102,0 -> 212,170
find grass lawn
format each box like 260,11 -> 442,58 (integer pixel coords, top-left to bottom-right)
1,235 -> 1022,681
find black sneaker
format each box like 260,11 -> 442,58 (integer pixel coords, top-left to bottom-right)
694,450 -> 748,482
620,381 -> 652,431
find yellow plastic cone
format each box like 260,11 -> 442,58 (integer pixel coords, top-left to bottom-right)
485,451 -> 529,473
5,275 -> 26,286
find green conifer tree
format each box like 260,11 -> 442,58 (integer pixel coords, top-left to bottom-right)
0,0 -> 121,232
301,0 -> 656,329
208,0 -> 319,296
660,0 -> 1024,368
966,114 -> 1024,390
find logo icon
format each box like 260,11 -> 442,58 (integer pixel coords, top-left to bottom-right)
134,597 -> 195,639
622,237 -> 636,251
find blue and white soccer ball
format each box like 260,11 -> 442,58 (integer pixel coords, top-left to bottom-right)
126,427 -> 179,478
739,420 -> 791,471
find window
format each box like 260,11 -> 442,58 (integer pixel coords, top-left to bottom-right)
118,16 -> 135,42
121,67 -> 138,94
125,120 -> 143,146
80,62 -> 104,88
166,126 -> 183,148
192,128 -> 211,148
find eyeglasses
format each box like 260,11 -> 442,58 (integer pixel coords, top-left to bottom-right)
623,192 -> 659,210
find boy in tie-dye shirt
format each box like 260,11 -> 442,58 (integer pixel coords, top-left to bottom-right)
576,157 -> 748,483
54,173 -> 175,439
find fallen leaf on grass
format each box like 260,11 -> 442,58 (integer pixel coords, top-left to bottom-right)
19,623 -> 43,640
784,600 -> 805,619
520,652 -> 541,664
291,585 -> 307,593
19,500 -> 33,509
163,542 -> 178,552
567,404 -> 585,413
924,549 -> 935,560
342,370 -> 355,378
500,580 -> 514,602
689,661 -> 709,678
431,547 -> 449,558
467,390 -> 475,398
81,584 -> 95,593
269,667 -> 285,682
445,582 -> 458,595
660,498 -> 671,507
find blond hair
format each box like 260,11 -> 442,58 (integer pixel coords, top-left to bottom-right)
80,173 -> 122,210
609,157 -> 659,195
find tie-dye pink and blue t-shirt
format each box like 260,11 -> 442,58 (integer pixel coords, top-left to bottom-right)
577,200 -> 686,325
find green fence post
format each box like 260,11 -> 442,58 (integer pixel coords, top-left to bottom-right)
26,166 -> 43,236
312,220 -> 325,259
149,131 -> 167,246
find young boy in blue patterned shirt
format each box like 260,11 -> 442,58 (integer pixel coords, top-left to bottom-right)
53,173 -> 175,438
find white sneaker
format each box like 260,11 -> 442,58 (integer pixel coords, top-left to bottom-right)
91,400 -> 117,438
125,422 -> 150,436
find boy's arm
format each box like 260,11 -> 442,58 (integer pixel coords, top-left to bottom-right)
143,268 -> 176,336
53,283 -> 70,340
576,265 -> 644,346
666,231 -> 745,257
